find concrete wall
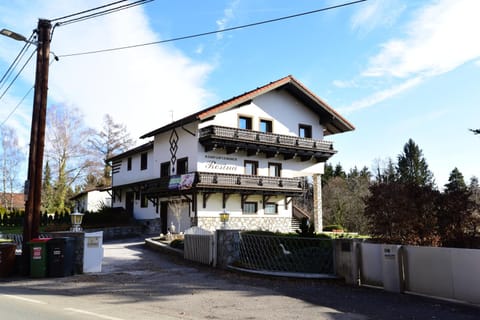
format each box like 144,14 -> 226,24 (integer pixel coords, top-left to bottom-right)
355,242 -> 480,306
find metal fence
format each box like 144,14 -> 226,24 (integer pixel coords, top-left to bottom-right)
237,233 -> 334,274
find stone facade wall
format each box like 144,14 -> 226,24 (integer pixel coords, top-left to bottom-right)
216,229 -> 241,268
197,217 -> 292,233
86,225 -> 143,240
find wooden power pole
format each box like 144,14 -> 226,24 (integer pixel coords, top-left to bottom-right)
21,19 -> 52,271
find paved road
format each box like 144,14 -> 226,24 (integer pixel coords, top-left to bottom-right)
0,237 -> 478,320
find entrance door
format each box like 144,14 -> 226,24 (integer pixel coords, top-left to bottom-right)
126,192 -> 134,218
160,201 -> 168,234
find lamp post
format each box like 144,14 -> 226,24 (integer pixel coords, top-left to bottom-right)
70,212 -> 85,232
219,209 -> 230,229
1,19 -> 52,273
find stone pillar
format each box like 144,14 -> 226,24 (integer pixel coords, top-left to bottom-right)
216,229 -> 241,269
312,173 -> 323,233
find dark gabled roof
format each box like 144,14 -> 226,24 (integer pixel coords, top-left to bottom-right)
140,75 -> 354,139
70,186 -> 111,200
107,141 -> 154,162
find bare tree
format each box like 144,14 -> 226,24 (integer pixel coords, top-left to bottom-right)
45,105 -> 95,211
168,198 -> 188,232
0,126 -> 24,209
88,114 -> 134,186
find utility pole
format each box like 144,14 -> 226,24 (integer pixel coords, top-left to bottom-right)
21,19 -> 52,272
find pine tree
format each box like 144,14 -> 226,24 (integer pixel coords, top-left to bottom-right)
397,139 -> 435,187
444,167 -> 467,192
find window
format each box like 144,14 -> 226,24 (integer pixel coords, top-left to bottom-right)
177,157 -> 188,175
265,203 -> 278,214
268,163 -> 282,177
244,160 -> 258,175
243,202 -> 257,214
160,161 -> 170,177
239,116 -> 252,130
259,119 -> 273,133
140,153 -> 148,170
127,157 -> 132,171
299,124 -> 312,138
141,193 -> 148,208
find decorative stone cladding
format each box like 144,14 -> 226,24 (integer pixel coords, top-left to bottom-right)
197,216 -> 292,233
216,229 -> 241,268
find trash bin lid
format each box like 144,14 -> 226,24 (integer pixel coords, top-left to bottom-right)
28,238 -> 52,243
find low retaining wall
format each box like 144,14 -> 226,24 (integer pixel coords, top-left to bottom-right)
350,242 -> 480,306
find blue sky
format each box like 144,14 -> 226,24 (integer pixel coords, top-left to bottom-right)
0,0 -> 479,188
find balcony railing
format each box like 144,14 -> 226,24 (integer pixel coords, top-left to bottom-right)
196,172 -> 305,193
199,125 -> 335,155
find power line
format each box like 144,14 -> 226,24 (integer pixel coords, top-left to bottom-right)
55,0 -> 153,27
0,85 -> 34,128
0,32 -> 35,88
50,0 -> 130,22
0,57 -> 58,128
58,0 -> 367,58
0,49 -> 36,103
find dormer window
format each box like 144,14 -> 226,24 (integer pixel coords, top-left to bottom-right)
259,119 -> 273,133
299,124 -> 312,138
239,116 -> 252,130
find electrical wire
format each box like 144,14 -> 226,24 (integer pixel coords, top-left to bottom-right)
0,32 -> 35,89
0,85 -> 34,128
50,0 -> 130,22
58,0 -> 367,58
0,49 -> 36,103
55,0 -> 153,27
0,55 -> 58,128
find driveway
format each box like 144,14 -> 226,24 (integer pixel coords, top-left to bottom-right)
1,237 -> 478,320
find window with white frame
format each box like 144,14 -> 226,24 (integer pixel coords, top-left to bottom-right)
243,202 -> 257,214
265,202 -> 278,214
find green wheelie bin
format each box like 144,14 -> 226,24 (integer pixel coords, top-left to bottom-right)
28,238 -> 51,277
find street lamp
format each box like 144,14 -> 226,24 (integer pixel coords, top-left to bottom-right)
219,209 -> 230,229
0,28 -> 28,42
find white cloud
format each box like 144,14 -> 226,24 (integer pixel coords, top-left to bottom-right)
338,76 -> 423,114
0,1 -> 215,144
364,0 -> 480,78
351,0 -> 406,34
216,0 -> 240,40
343,0 -> 480,113
332,79 -> 358,89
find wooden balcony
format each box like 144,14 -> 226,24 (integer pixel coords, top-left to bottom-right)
195,172 -> 305,195
137,172 -> 306,198
199,125 -> 336,161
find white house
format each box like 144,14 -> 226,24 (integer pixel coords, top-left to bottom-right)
71,187 -> 112,212
108,76 -> 354,234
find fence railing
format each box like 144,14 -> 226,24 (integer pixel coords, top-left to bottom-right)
199,125 -> 334,152
196,172 -> 304,192
183,227 -> 215,265
237,233 -> 334,274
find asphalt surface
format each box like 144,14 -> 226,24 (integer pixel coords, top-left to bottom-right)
1,237 -> 479,320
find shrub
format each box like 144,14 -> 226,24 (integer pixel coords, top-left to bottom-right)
323,224 -> 344,232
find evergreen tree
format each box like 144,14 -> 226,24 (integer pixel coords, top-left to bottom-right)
397,139 -> 435,187
333,163 -> 346,179
42,161 -> 54,212
322,162 -> 334,186
444,167 -> 467,192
